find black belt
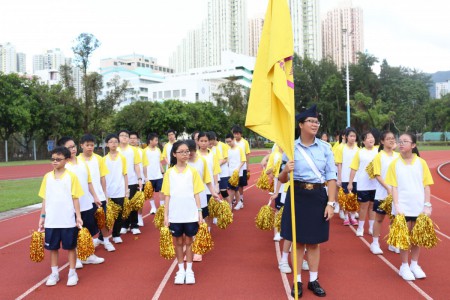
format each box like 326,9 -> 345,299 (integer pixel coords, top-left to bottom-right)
294,181 -> 326,190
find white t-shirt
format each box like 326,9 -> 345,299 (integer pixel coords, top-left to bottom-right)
350,147 -> 378,190
103,153 -> 127,198
79,153 -> 108,202
118,145 -> 141,185
188,156 -> 211,208
143,147 -> 163,180
373,150 -> 399,200
39,170 -> 83,228
227,146 -> 246,177
65,157 -> 93,212
136,147 -> 145,181
235,138 -> 250,170
336,144 -> 359,182
198,150 -> 220,193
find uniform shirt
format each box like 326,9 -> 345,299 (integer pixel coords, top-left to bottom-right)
118,145 -> 141,185
350,147 -> 378,191
78,153 -> 109,202
235,138 -> 250,170
385,154 -> 434,216
217,141 -> 230,178
136,147 -> 145,181
266,151 -> 283,178
335,144 -> 359,182
103,153 -> 127,198
65,157 -> 93,212
198,150 -> 221,192
373,150 -> 399,200
188,156 -> 211,208
227,146 -> 246,177
161,141 -> 175,167
143,147 -> 163,180
161,165 -> 205,223
282,137 -> 337,183
39,170 -> 83,228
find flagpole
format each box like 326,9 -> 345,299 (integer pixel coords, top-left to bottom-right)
289,173 -> 298,298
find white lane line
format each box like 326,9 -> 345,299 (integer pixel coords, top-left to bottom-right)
436,229 -> 450,240
275,242 -> 294,299
349,226 -> 433,300
431,194 -> 450,206
437,161 -> 450,182
0,209 -> 40,223
15,263 -> 69,300
151,259 -> 178,300
0,235 -> 31,250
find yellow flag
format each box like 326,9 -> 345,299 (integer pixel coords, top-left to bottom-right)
245,0 -> 295,161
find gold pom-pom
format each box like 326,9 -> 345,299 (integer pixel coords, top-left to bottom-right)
106,200 -> 122,230
268,180 -> 274,193
159,226 -> 175,259
94,207 -> 106,230
274,206 -> 284,232
386,214 -> 410,250
228,170 -> 239,187
122,197 -> 132,219
153,205 -> 165,229
344,192 -> 360,212
217,201 -> 233,229
247,172 -> 250,180
208,196 -> 219,218
338,187 -> 347,210
255,205 -> 275,230
365,161 -> 375,179
256,171 -> 270,191
30,231 -> 45,262
77,227 -> 95,260
192,223 -> 214,255
379,195 -> 393,218
144,181 -> 154,199
130,191 -> 145,211
411,214 -> 439,249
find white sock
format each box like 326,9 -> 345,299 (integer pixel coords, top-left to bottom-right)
150,200 -> 156,209
208,226 -> 211,232
186,262 -> 193,272
369,220 -> 375,230
309,271 -> 318,282
297,274 -> 302,283
410,260 -> 418,268
350,213 -> 356,219
51,266 -> 58,274
358,220 -> 365,229
68,268 -> 76,276
160,200 -> 165,206
281,252 -> 289,263
373,237 -> 379,244
104,236 -> 110,243
178,263 -> 184,271
402,262 -> 409,268
344,213 -> 349,221
240,195 -> 243,201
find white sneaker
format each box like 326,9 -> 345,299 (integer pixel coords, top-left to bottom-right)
278,261 -> 292,273
104,241 -> 116,252
137,214 -> 144,227
67,272 -> 79,286
81,254 -> 105,265
131,228 -> 141,235
334,203 -> 340,214
120,228 -> 127,234
388,245 -> 400,254
150,207 -> 157,214
370,243 -> 384,255
234,201 -> 244,210
213,218 -> 217,224
410,265 -> 426,279
339,210 -> 345,220
273,232 -> 281,241
302,259 -> 309,271
93,238 -> 101,247
368,228 -> 373,235
354,212 -> 359,219
185,270 -> 195,284
46,273 -> 59,286
174,270 -> 186,284
399,265 -> 415,281
113,237 -> 123,244
75,259 -> 83,269
356,227 -> 364,237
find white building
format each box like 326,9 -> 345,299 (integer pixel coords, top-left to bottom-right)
435,80 -> 450,99
16,53 -> 26,73
322,0 -> 364,68
32,48 -> 71,73
0,42 -> 18,74
248,17 -> 264,57
100,54 -> 174,75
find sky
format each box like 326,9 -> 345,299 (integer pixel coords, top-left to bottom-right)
1,0 -> 449,74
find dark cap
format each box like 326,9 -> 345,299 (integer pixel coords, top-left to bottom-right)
296,104 -> 318,121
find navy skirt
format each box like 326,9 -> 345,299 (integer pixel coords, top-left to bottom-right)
281,186 -> 329,244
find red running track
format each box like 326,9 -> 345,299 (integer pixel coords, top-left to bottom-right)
0,151 -> 449,299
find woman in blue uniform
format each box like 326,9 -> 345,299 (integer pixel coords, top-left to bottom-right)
279,105 -> 337,298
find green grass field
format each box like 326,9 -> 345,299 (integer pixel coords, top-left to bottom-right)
0,178 -> 42,212
0,160 -> 48,167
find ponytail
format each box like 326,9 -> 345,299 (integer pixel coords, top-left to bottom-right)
378,130 -> 394,152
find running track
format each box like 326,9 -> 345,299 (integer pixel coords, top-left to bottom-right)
0,150 -> 449,299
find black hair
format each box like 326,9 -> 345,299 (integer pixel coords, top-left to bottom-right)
105,133 -> 119,143
378,130 -> 395,152
170,140 -> 189,167
231,125 -> 243,134
339,129 -> 346,143
360,131 -> 374,148
166,129 -> 177,137
197,131 -> 210,140
147,133 -> 158,143
129,131 -> 139,139
225,133 -> 234,140
208,131 -> 217,141
191,130 -> 199,140
57,136 -> 74,147
334,130 -> 341,137
51,146 -> 71,159
186,139 -> 197,152
117,129 -> 129,136
370,128 -> 380,146
320,132 -> 329,142
80,134 -> 96,144
400,132 -> 420,157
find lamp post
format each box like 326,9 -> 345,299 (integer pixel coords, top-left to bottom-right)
343,28 -> 350,128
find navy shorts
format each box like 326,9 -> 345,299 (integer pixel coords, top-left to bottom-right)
169,222 -> 199,237
228,182 -> 239,191
201,206 -> 209,218
342,182 -> 357,194
373,200 -> 387,215
405,216 -> 418,222
101,200 -> 107,213
358,190 -> 375,203
150,178 -> 163,193
45,227 -> 79,250
239,170 -> 248,187
274,193 -> 284,210
81,203 -> 99,236
219,177 -> 230,190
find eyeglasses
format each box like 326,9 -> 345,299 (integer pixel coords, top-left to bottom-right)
66,145 -> 77,150
50,158 -> 64,162
398,140 -> 413,145
119,134 -> 129,137
303,120 -> 321,126
175,150 -> 190,155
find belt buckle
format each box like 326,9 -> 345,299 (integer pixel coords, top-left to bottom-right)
305,183 -> 314,190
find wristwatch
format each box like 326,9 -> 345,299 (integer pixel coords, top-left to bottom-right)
327,202 -> 336,208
